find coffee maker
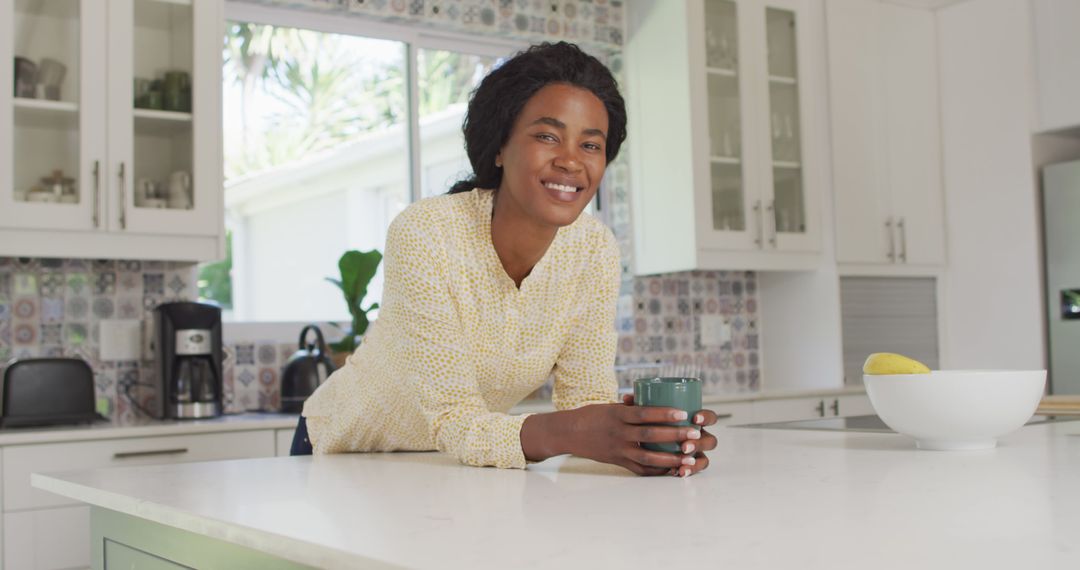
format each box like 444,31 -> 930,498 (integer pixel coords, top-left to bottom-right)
153,302 -> 223,419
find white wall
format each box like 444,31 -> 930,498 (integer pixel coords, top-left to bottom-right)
937,0 -> 1045,369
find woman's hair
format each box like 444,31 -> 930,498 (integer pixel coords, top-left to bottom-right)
447,41 -> 627,194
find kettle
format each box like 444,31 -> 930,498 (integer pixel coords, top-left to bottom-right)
280,325 -> 336,414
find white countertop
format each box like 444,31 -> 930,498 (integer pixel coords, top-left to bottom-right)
33,418 -> 1079,569
0,412 -> 300,446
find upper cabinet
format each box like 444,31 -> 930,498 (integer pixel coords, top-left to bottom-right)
1032,0 -> 1080,133
826,0 -> 945,272
625,0 -> 823,275
0,0 -> 224,261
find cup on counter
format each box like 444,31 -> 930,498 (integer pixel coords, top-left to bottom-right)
14,56 -> 37,98
633,377 -> 702,453
163,71 -> 190,112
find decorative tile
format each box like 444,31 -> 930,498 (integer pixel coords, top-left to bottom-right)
92,297 -> 115,319
13,297 -> 36,320
13,323 -> 38,346
257,343 -> 278,365
41,297 -> 64,323
40,271 -> 64,297
64,323 -> 88,346
94,272 -> 116,295
66,296 -> 90,320
65,272 -> 89,296
235,344 -> 255,366
143,274 -> 164,295
41,323 -> 62,346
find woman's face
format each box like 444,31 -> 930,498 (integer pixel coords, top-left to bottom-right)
495,83 -> 609,229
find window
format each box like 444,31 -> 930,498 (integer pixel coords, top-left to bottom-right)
198,9 -> 517,322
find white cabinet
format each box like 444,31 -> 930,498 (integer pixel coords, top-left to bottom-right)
2,430 -> 275,570
625,0 -> 823,274
1032,0 -> 1080,133
276,428 -> 296,457
0,0 -> 224,262
751,393 -> 873,422
826,1 -> 945,271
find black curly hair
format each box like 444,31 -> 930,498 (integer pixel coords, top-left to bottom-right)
447,41 -> 627,194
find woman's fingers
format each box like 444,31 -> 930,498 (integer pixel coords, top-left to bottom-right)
625,444 -> 697,469
626,424 -> 701,444
620,404 -> 690,425
691,409 -> 721,427
672,453 -> 710,477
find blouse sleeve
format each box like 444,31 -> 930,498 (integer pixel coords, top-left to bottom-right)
551,227 -> 621,411
382,212 -> 533,469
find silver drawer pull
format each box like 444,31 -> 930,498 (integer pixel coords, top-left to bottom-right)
715,413 -> 734,420
113,448 -> 189,459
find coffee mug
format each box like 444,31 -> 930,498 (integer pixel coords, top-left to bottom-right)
168,170 -> 192,209
634,377 -> 702,453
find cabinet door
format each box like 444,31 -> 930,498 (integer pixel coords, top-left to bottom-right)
694,0 -> 762,252
106,0 -> 221,237
880,3 -> 945,267
834,394 -> 875,417
753,0 -> 819,253
826,0 -> 892,265
4,506 -> 90,570
1033,0 -> 1080,132
0,0 -> 107,232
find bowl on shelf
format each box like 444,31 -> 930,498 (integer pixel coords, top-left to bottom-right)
864,370 -> 1046,451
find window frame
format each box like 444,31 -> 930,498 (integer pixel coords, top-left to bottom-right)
220,2 -> 526,341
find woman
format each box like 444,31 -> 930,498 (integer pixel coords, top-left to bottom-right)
294,42 -> 719,477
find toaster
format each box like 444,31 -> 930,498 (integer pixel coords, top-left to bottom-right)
1,358 -> 105,428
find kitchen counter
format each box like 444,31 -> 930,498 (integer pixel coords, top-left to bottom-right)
32,419 -> 1079,569
0,412 -> 299,446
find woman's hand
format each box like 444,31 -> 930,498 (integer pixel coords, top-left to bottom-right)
558,396 -> 718,477
616,394 -> 720,477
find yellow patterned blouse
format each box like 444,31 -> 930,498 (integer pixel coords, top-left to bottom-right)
302,188 -> 620,469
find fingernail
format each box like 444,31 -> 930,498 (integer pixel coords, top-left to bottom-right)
694,414 -> 704,424
673,411 -> 688,421
688,429 -> 701,440
681,468 -> 690,478
684,443 -> 695,454
682,456 -> 696,466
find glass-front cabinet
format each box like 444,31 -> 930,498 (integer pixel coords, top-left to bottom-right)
0,0 -> 222,259
626,0 -> 820,273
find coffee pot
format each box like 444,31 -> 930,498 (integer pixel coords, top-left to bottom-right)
281,325 -> 335,413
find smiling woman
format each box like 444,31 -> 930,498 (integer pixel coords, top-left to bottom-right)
298,42 -> 721,478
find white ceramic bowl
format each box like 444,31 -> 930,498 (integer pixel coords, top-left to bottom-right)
864,370 -> 1046,450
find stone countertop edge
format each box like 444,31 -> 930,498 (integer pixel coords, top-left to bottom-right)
0,413 -> 301,447
29,470 -> 388,570
510,386 -> 867,414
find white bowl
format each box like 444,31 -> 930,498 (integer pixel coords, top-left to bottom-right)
864,370 -> 1046,450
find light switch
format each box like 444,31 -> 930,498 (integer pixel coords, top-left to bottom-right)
99,319 -> 142,361
699,315 -> 732,347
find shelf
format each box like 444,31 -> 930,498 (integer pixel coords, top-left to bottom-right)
134,109 -> 193,136
710,156 -> 742,165
13,98 -> 79,130
773,161 -> 801,169
769,75 -> 797,85
706,66 -> 737,77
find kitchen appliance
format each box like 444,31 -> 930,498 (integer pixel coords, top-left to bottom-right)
281,325 -> 335,414
1042,160 -> 1080,394
153,302 -> 223,419
1,358 -> 104,428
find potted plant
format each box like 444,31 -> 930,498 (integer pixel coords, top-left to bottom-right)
326,249 -> 382,368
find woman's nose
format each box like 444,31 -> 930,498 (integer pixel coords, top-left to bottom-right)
552,148 -> 583,172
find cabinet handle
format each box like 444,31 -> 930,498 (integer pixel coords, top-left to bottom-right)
715,413 -> 734,420
885,217 -> 896,262
897,217 -> 907,263
753,200 -> 764,248
767,199 -> 777,248
830,399 -> 839,416
113,447 -> 189,459
118,162 -> 127,230
92,160 -> 100,228
815,399 -> 825,417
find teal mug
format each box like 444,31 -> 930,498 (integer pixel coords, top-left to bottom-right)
633,377 -> 702,453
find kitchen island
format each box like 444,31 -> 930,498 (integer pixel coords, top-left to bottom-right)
33,420 -> 1080,569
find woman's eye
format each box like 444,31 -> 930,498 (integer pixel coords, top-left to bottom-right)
583,142 -> 602,151
535,133 -> 557,142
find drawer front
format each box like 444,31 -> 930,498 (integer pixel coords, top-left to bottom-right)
4,430 -> 275,512
4,506 -> 90,570
751,397 -> 827,423
711,402 -> 754,426
275,428 -> 297,457
105,540 -> 189,570
836,394 -> 875,417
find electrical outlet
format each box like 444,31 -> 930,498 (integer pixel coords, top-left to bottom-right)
99,319 -> 142,361
699,315 -> 732,347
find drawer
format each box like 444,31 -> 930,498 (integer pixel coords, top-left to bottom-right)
275,428 -> 296,457
710,402 -> 754,426
4,505 -> 90,570
4,430 -> 275,512
836,394 -> 875,417
751,397 -> 828,423
104,539 -> 187,570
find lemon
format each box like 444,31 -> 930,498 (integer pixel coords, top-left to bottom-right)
862,352 -> 931,375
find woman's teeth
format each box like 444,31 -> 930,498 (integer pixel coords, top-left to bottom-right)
544,182 -> 579,193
